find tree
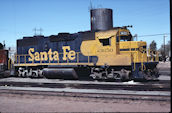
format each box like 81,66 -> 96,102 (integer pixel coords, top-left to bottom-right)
158,40 -> 171,61
166,41 -> 171,57
149,40 -> 157,51
148,40 -> 157,61
0,43 -> 3,49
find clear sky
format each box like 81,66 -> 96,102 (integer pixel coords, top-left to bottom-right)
0,0 -> 170,49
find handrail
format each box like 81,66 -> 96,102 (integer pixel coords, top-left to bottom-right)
147,49 -> 159,62
8,58 -> 14,70
156,51 -> 159,62
133,53 -> 136,71
141,50 -> 144,71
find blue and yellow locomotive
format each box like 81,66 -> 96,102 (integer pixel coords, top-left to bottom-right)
13,8 -> 159,81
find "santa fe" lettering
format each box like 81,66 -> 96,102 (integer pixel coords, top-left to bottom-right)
28,46 -> 76,61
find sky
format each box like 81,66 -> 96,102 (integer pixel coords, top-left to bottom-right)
0,0 -> 170,49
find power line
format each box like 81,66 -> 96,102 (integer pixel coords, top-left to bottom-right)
138,33 -> 170,37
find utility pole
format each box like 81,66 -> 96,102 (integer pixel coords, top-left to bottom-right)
133,34 -> 137,41
33,28 -> 37,36
163,35 -> 167,62
33,28 -> 43,36
39,28 -> 43,35
136,34 -> 138,41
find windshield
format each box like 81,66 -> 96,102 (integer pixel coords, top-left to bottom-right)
119,34 -> 132,41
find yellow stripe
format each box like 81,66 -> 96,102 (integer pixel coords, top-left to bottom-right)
14,63 -> 94,67
14,62 -> 132,67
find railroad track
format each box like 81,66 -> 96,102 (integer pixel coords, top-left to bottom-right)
0,89 -> 170,102
0,77 -> 170,101
0,77 -> 170,91
0,81 -> 170,91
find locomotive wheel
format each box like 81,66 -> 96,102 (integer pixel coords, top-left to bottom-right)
38,72 -> 44,78
153,68 -> 159,78
137,71 -> 150,81
23,72 -> 27,78
113,73 -> 122,81
32,72 -> 38,78
145,71 -> 152,80
18,73 -> 22,77
90,74 -> 96,79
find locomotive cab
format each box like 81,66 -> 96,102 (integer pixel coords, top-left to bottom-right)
81,29 -> 132,66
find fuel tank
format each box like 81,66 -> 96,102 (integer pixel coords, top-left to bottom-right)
43,68 -> 78,79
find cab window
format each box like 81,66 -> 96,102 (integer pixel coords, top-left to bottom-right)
99,38 -> 111,46
120,35 -> 132,41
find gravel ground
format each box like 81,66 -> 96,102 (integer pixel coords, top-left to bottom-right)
157,61 -> 171,70
157,62 -> 171,76
0,93 -> 170,112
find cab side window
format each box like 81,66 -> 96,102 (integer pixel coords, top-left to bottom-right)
99,38 -> 111,46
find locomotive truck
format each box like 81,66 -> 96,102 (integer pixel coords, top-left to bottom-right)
10,8 -> 159,81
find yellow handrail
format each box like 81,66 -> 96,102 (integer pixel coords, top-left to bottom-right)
133,53 -> 136,71
25,55 -> 26,64
155,51 -> 159,62
19,55 -> 20,64
141,52 -> 143,71
8,58 -> 14,70
141,50 -> 146,71
88,55 -> 90,63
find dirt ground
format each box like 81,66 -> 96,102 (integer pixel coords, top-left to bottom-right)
0,93 -> 170,112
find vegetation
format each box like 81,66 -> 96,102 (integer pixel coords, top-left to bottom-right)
158,40 -> 171,61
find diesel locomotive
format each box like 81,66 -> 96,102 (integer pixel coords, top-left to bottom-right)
13,8 -> 159,81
